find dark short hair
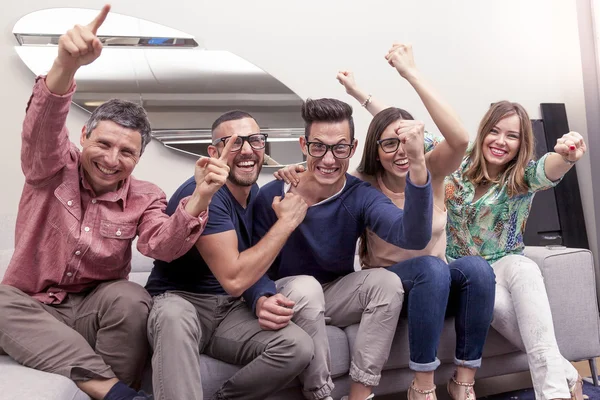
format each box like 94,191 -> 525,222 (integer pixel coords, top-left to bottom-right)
301,98 -> 354,141
211,110 -> 258,138
356,107 -> 415,177
84,99 -> 152,155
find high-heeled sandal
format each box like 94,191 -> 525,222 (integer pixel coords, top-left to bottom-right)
569,375 -> 589,400
408,380 -> 437,400
447,375 -> 476,400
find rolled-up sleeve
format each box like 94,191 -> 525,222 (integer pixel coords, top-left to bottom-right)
136,194 -> 208,262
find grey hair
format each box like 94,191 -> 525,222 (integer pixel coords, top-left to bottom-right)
84,99 -> 152,155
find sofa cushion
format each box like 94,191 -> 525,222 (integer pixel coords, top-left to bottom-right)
0,355 -> 89,400
345,318 -> 520,371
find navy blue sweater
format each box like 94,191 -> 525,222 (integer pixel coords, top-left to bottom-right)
242,173 -> 433,310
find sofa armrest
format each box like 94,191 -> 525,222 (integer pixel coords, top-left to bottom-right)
524,246 -> 600,361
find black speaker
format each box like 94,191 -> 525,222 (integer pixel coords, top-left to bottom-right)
523,104 -> 589,249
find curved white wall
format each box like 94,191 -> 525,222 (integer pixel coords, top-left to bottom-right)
0,0 -> 595,264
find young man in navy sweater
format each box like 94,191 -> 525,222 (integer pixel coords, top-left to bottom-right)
244,98 -> 434,400
145,111 -> 314,400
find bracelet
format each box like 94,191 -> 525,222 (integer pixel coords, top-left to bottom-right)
361,94 -> 372,108
562,156 -> 576,166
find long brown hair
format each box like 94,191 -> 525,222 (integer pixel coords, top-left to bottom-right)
464,101 -> 534,196
356,107 -> 414,263
356,107 -> 415,177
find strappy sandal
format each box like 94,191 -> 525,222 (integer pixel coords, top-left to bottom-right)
447,375 -> 476,400
569,375 -> 589,400
408,380 -> 437,400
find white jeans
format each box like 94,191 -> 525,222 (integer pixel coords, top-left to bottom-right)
491,255 -> 578,400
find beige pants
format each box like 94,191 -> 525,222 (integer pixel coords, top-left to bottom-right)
147,291 -> 314,400
277,269 -> 404,390
0,280 -> 152,386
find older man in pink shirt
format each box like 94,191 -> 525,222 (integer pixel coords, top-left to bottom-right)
0,5 -> 231,400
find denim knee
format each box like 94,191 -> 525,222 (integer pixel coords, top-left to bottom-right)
449,256 -> 495,291
418,255 -> 451,291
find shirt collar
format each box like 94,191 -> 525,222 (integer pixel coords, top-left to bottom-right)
79,164 -> 131,208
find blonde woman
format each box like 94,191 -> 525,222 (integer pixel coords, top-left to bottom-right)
440,100 -> 587,400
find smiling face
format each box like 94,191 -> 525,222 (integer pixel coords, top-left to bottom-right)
300,120 -> 356,187
378,119 -> 410,180
79,120 -> 142,195
481,113 -> 521,176
208,117 -> 264,187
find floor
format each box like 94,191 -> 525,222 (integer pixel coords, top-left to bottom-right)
375,358 -> 599,400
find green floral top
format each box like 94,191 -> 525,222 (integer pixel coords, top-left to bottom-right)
424,135 -> 561,264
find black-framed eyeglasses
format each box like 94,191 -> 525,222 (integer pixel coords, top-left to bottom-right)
377,138 -> 402,153
305,141 -> 354,159
213,133 -> 268,152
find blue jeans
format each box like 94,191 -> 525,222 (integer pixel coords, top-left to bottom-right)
386,255 -> 495,372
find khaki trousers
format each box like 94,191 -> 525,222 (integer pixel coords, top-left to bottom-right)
147,291 -> 314,400
277,269 -> 404,389
0,280 -> 152,386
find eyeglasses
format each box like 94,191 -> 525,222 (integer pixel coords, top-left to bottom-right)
305,141 -> 354,159
377,137 -> 402,153
213,133 -> 268,151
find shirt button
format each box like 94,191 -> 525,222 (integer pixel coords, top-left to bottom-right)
92,199 -> 97,204
116,230 -> 122,237
66,272 -> 73,277
75,250 -> 81,256
84,227 -> 90,232
185,237 -> 190,241
67,200 -> 73,206
48,292 -> 54,296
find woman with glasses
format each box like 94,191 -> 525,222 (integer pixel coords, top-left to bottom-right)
276,44 -> 495,400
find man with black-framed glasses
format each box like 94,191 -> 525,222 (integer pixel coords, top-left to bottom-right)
244,98 -> 434,400
145,110 -> 315,400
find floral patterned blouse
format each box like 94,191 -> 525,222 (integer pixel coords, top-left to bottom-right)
424,136 -> 561,264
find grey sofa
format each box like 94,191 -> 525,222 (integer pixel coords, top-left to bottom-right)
1,246 -> 599,400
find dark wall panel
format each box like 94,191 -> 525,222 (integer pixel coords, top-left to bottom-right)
540,103 -> 589,249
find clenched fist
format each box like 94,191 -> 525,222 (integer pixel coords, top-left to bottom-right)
385,43 -> 418,80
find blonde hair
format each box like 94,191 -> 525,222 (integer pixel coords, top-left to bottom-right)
464,101 -> 534,196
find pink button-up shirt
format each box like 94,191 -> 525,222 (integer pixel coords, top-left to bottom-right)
2,77 -> 207,304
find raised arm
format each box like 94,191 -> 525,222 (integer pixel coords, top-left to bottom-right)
544,131 -> 586,182
336,71 -> 388,116
363,123 -> 433,249
46,5 -> 110,94
137,142 -> 235,260
386,43 -> 469,179
22,6 -> 111,185
196,192 -> 307,298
